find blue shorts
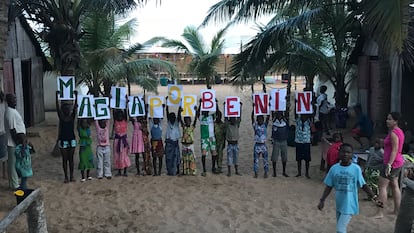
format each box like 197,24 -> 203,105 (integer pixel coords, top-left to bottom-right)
59,140 -> 77,149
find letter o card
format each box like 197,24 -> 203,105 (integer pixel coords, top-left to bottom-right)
224,97 -> 240,117
201,89 -> 216,112
167,85 -> 183,106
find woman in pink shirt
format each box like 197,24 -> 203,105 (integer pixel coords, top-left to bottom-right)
375,112 -> 405,218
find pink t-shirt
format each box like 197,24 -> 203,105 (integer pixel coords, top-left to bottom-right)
95,120 -> 110,146
383,127 -> 405,168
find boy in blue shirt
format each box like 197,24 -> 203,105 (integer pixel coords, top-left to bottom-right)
318,143 -> 383,233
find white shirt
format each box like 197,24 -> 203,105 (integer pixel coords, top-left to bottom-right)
0,102 -> 5,134
316,93 -> 329,114
165,120 -> 181,141
5,107 -> 26,147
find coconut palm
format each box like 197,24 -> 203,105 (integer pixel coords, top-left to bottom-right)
11,0 -> 148,76
78,11 -> 177,96
203,1 -> 360,107
152,25 -> 226,88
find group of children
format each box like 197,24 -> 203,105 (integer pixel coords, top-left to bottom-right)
54,92 -> 249,182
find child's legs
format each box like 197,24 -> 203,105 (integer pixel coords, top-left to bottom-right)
67,148 -> 75,178
336,211 -> 352,233
20,177 -> 27,189
262,147 -> 269,172
271,141 -> 280,163
280,141 -> 288,163
102,146 -> 112,177
233,144 -> 239,167
96,146 -> 104,178
253,144 -> 259,173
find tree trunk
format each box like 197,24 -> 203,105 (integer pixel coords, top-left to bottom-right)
0,0 -> 9,88
390,51 -> 402,112
334,76 -> 348,108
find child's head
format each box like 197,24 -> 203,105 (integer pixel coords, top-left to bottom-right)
61,102 -> 73,116
114,109 -> 125,121
15,133 -> 26,145
153,118 -> 160,124
137,116 -> 144,122
202,111 -> 209,117
216,111 -> 222,122
257,115 -> 264,125
168,112 -> 176,124
184,116 -> 191,126
229,117 -> 237,125
374,138 -> 384,150
300,114 -> 308,121
339,143 -> 353,164
275,111 -> 284,120
98,119 -> 107,128
80,119 -> 89,129
332,132 -> 343,143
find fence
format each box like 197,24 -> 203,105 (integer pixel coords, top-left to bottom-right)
0,189 -> 48,233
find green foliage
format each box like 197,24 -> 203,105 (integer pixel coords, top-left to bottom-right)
152,26 -> 226,88
77,11 -> 177,96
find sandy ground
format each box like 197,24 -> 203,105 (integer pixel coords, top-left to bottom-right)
0,84 -> 397,233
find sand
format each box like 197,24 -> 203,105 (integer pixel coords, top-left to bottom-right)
0,84 -> 396,233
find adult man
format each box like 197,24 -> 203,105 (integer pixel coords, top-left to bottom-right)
5,93 -> 26,189
316,85 -> 331,135
0,90 -> 7,178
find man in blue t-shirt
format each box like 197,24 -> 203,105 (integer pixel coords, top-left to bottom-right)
317,143 -> 383,233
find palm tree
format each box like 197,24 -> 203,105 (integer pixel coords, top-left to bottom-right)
152,26 -> 226,88
12,0 -> 147,76
78,11 -> 177,96
202,0 -> 362,108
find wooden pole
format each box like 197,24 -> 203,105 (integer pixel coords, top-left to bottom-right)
0,189 -> 48,233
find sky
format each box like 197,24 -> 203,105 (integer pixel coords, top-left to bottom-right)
127,0 -> 270,54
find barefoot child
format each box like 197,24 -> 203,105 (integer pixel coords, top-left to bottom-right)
78,119 -> 94,181
130,116 -> 145,175
225,111 -> 242,177
95,119 -> 112,179
196,100 -> 217,177
295,114 -> 312,179
14,133 -> 34,189
271,111 -> 289,177
165,103 -> 181,176
214,110 -> 226,174
180,106 -> 198,175
56,90 -> 77,183
318,143 -> 382,233
113,109 -> 130,176
150,117 -> 164,176
251,104 -> 270,178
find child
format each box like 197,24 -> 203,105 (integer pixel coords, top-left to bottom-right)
150,116 -> 164,176
271,111 -> 289,177
214,110 -> 226,174
113,109 -> 131,176
78,119 -> 94,181
295,114 -> 312,179
56,90 -> 77,183
180,106 -> 197,175
165,102 -> 181,176
364,138 -> 384,195
394,167 -> 414,233
225,112 -> 242,177
141,117 -> 153,175
325,132 -> 343,172
95,119 -> 112,179
130,116 -> 145,175
318,143 -> 383,233
14,133 -> 34,189
251,104 -> 270,178
196,100 -> 217,177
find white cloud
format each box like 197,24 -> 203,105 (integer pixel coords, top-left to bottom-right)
127,0 -> 271,54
